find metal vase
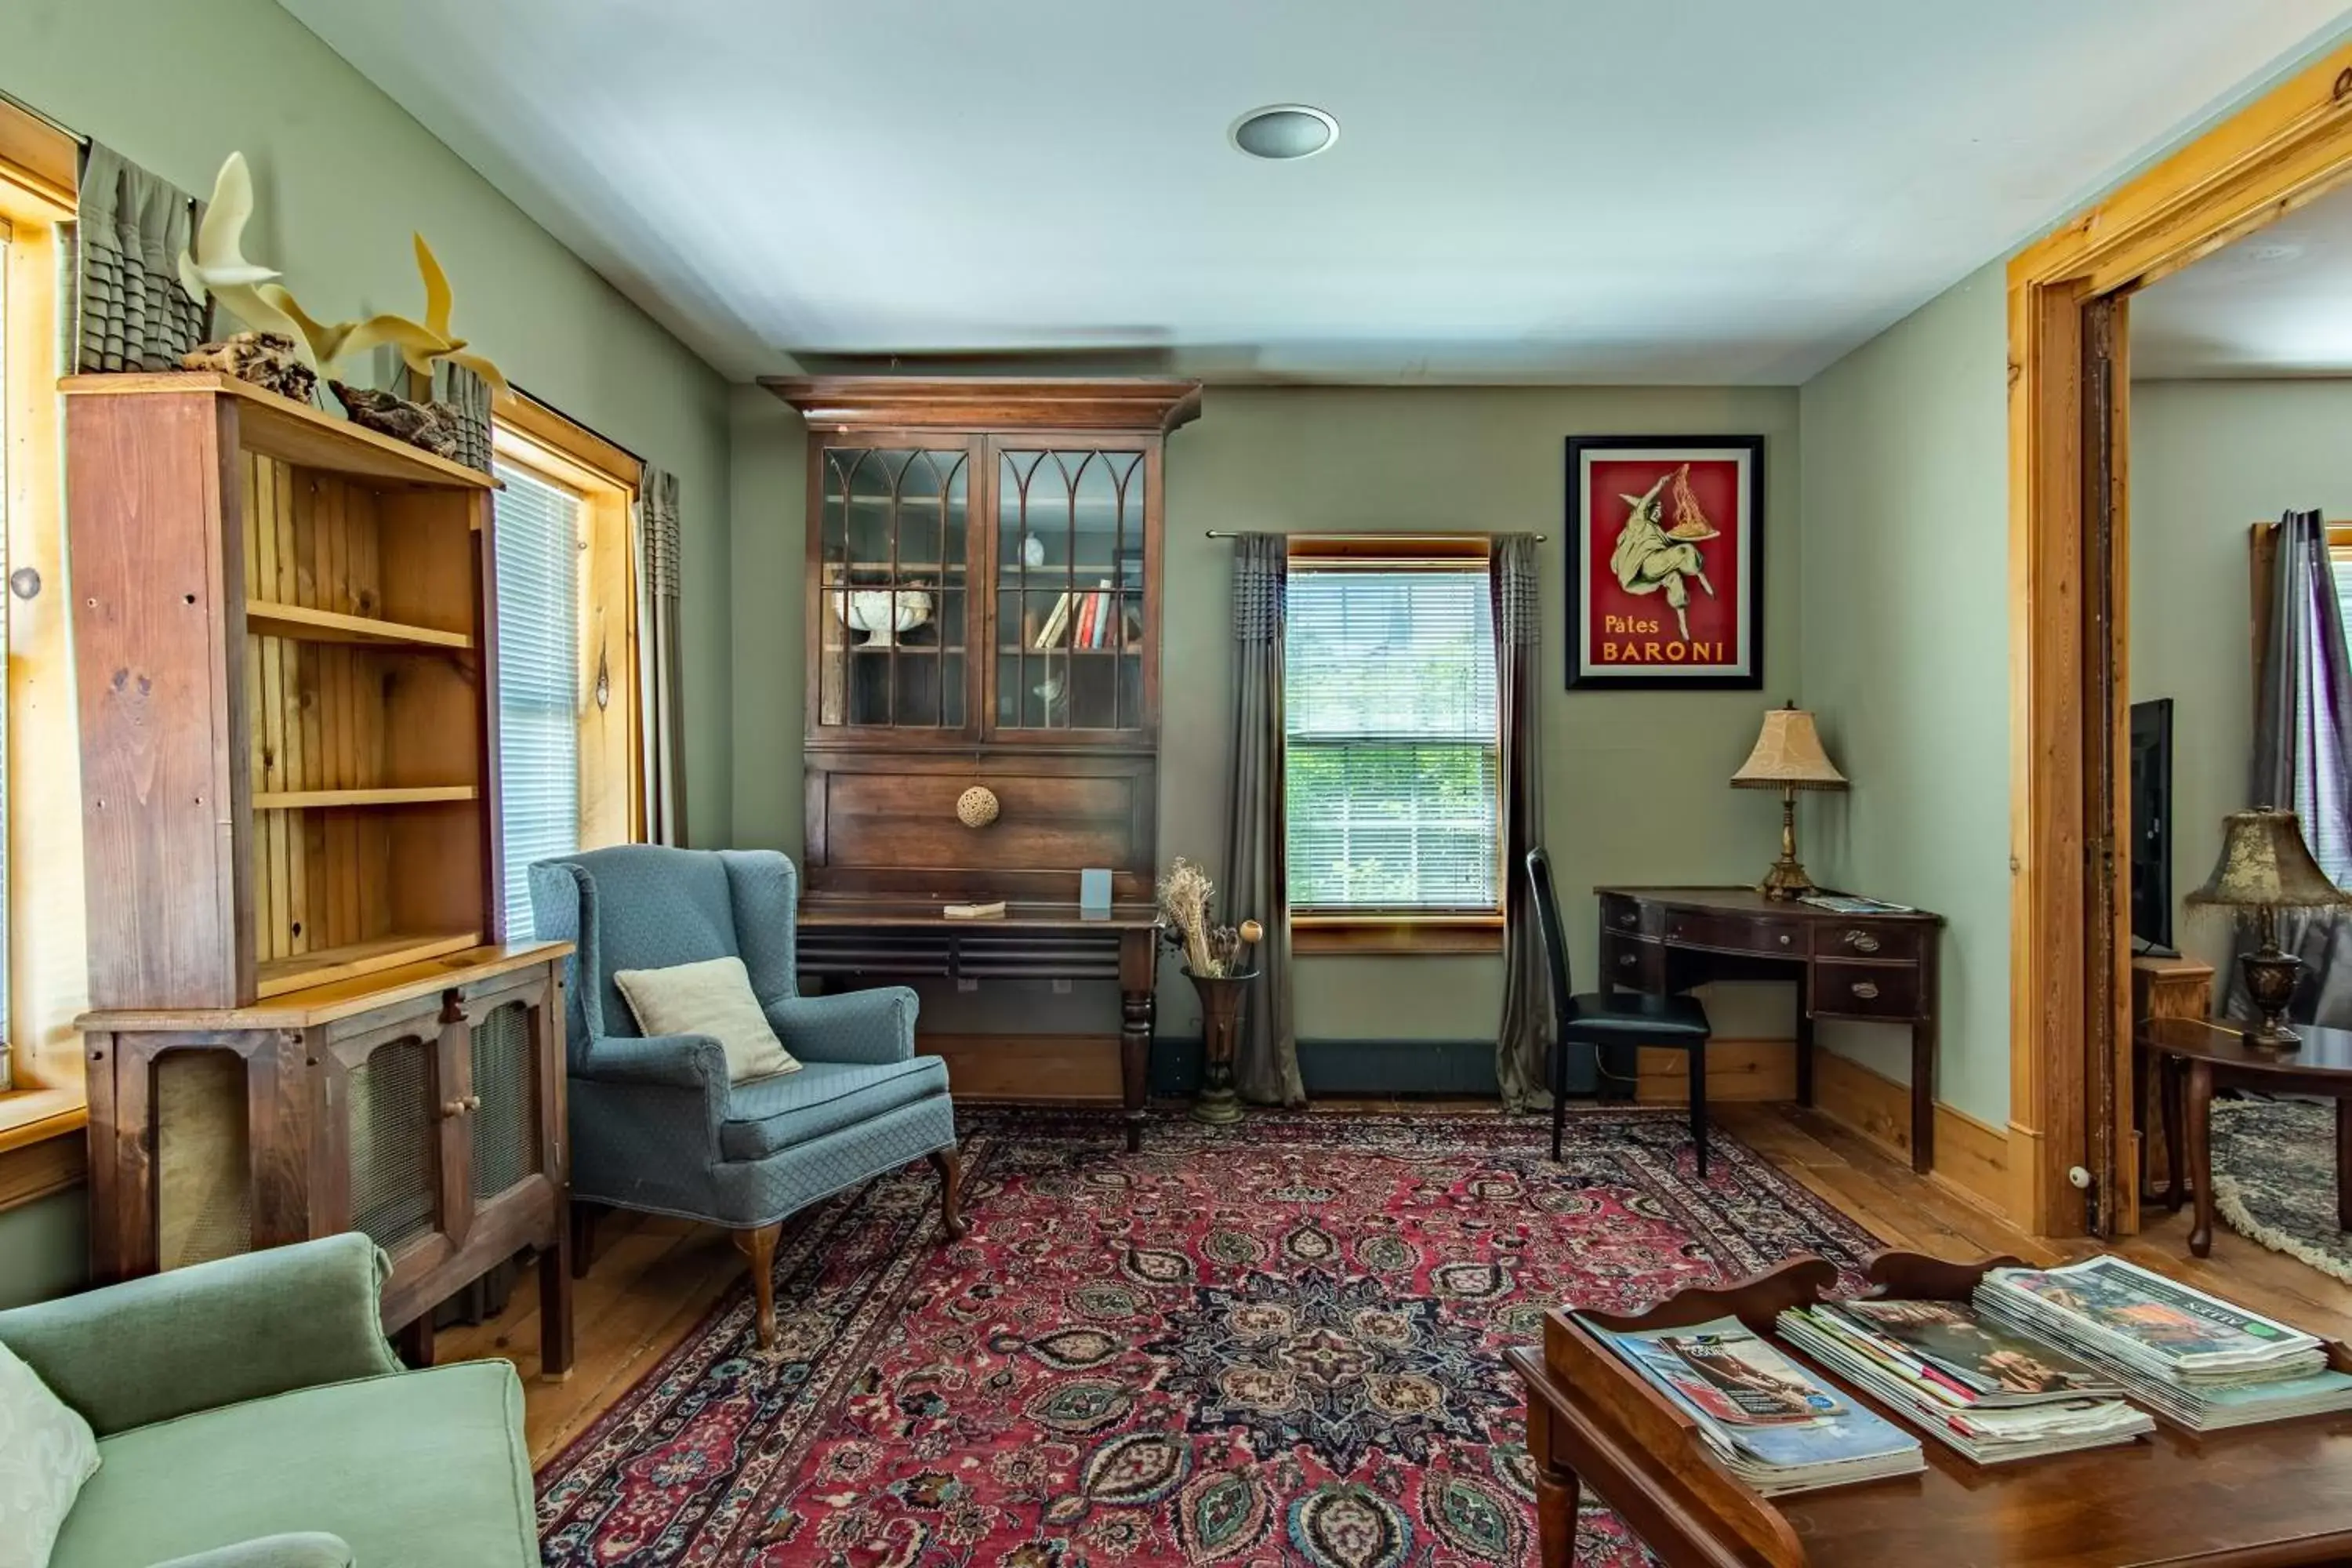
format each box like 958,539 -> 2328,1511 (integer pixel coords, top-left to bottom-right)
1185,967 -> 1255,1125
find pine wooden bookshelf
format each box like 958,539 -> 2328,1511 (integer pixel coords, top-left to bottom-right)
67,373 -> 572,1372
65,372 -> 503,1011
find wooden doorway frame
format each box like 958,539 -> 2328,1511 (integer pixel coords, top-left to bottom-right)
2009,44 -> 2352,1236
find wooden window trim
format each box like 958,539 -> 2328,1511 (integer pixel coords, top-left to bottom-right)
0,97 -> 77,214
1,104 -> 82,1136
491,403 -> 645,848
1285,537 -> 1505,949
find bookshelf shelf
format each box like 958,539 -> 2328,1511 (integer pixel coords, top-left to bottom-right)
246,601 -> 473,651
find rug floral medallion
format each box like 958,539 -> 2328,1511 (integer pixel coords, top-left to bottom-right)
537,1109 -> 1881,1567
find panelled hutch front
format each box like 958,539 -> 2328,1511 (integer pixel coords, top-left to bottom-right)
765,377 -> 1200,1142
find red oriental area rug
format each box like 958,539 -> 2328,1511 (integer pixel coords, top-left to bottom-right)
535,1109 -> 1880,1567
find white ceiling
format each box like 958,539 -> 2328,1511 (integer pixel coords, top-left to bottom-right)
2133,180 -> 2352,378
280,0 -> 2352,385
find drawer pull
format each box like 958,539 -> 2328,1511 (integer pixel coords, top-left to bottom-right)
1845,930 -> 1882,953
955,786 -> 1000,829
1849,981 -> 1880,1000
1618,952 -> 1638,967
1778,934 -> 1791,947
1617,911 -> 1636,928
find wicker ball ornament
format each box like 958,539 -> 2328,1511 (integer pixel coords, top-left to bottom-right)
956,786 -> 1000,829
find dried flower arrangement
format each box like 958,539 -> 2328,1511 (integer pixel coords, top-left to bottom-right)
1156,857 -> 1261,978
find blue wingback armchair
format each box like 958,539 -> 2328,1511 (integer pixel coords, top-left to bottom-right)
528,845 -> 962,1346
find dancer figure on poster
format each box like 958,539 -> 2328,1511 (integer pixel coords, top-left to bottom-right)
1610,466 -> 1717,640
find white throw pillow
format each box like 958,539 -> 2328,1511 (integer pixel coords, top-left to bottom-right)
0,1337 -> 99,1568
613,956 -> 800,1083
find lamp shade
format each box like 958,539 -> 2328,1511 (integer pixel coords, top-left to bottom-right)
2189,808 -> 2352,910
1731,706 -> 1848,791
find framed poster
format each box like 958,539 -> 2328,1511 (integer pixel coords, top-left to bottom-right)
1564,435 -> 1764,690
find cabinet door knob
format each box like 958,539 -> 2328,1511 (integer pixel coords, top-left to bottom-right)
1850,981 -> 1880,1000
442,1098 -> 469,1119
1846,930 -> 1881,953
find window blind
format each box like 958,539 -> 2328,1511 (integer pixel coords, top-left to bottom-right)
1285,567 -> 1500,910
493,460 -> 583,939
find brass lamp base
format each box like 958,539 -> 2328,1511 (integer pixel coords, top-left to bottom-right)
1759,854 -> 1818,902
1757,786 -> 1816,902
2238,944 -> 2304,1051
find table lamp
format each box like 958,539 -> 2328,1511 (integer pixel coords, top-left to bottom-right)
2187,807 -> 2352,1051
1731,704 -> 1848,901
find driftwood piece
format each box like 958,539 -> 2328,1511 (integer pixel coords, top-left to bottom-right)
328,381 -> 464,459
181,332 -> 317,404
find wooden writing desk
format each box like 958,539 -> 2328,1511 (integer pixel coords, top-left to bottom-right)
1596,887 -> 1945,1171
1511,1250 -> 2352,1567
796,898 -> 1160,1151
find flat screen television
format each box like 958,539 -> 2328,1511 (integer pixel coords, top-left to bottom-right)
2129,698 -> 2175,955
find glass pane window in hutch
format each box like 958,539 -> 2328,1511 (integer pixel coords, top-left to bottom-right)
997,448 -> 1145,731
818,447 -> 968,728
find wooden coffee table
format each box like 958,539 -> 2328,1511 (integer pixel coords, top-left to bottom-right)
1508,1250 -> 2352,1567
2138,1017 -> 2352,1258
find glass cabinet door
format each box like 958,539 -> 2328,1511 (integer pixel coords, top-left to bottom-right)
815,443 -> 973,732
993,444 -> 1149,735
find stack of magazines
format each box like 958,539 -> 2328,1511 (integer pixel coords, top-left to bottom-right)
1973,1256 -> 2352,1431
1585,1315 -> 1926,1495
1777,1298 -> 2154,1463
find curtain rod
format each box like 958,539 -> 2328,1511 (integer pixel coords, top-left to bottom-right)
0,88 -> 87,147
1204,529 -> 1547,542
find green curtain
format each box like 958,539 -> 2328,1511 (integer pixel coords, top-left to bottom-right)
73,141 -> 205,372
1224,534 -> 1303,1105
637,466 -> 688,846
1492,534 -> 1552,1110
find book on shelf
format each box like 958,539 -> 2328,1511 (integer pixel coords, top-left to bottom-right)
1973,1255 -> 2352,1431
1777,1301 -> 2152,1465
1584,1314 -> 1925,1496
1034,591 -> 1074,651
1075,588 -> 1099,651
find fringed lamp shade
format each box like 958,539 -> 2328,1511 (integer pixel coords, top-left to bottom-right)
2189,808 -> 2352,1050
1730,707 -> 1849,791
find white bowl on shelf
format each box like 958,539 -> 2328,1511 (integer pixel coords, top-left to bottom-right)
830,587 -> 934,646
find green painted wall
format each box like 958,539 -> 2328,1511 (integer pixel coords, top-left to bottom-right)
1795,260 -> 2013,1127
730,384 -> 1807,1047
0,0 -> 731,1303
2129,378 -> 2352,973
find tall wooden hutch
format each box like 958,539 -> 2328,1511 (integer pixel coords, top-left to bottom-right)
763,377 -> 1201,1145
65,372 -> 572,1370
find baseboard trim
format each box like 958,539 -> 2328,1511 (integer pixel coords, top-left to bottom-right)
1812,1051 -> 2012,1217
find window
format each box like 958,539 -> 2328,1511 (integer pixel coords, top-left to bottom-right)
1284,547 -> 1501,947
491,461 -> 586,938
1,100 -> 79,1123
491,403 -> 641,940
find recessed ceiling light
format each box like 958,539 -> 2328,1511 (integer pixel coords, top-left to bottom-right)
1231,104 -> 1338,161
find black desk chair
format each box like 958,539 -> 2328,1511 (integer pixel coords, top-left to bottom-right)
1525,848 -> 1716,1173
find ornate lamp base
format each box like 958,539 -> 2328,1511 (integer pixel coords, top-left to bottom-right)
1758,855 -> 1818,903
1185,968 -> 1254,1125
1757,787 -> 1817,903
2238,945 -> 2304,1051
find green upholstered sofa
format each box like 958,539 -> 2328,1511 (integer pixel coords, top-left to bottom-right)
0,1232 -> 537,1568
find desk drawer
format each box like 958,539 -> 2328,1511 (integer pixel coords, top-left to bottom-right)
1599,934 -> 1664,992
1813,960 -> 1921,1019
1662,909 -> 1803,956
1599,895 -> 1653,939
1812,922 -> 1924,962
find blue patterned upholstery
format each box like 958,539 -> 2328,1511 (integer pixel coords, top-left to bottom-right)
528,846 -> 955,1231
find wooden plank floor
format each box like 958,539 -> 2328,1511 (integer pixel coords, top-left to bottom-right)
442,1102 -> 2352,1466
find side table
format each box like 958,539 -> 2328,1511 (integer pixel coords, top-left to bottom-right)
2138,1016 -> 2352,1258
